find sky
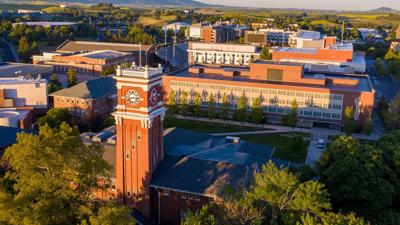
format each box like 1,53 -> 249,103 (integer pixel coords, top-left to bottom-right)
197,0 -> 400,11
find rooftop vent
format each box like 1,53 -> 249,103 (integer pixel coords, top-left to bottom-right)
225,136 -> 240,144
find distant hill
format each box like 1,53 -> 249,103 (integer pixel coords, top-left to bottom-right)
18,0 -> 210,7
369,7 -> 398,12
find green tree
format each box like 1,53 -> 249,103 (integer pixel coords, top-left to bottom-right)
249,162 -> 331,224
37,108 -> 73,128
289,134 -> 307,154
317,136 -> 400,224
260,46 -> 271,60
343,106 -> 357,135
48,73 -> 62,93
374,58 -> 385,76
234,93 -> 247,122
221,93 -> 230,122
181,205 -> 217,225
363,115 -> 372,135
251,97 -> 263,124
193,92 -> 202,119
167,89 -> 177,116
89,205 -> 136,225
67,67 -> 77,87
0,123 -> 111,225
17,36 -> 31,62
283,99 -> 298,129
180,91 -> 189,117
377,95 -> 388,119
384,91 -> 400,131
207,93 -> 216,120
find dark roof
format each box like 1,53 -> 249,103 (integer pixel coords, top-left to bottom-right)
0,126 -> 35,150
150,128 -> 277,197
50,77 -> 116,100
57,40 -> 153,53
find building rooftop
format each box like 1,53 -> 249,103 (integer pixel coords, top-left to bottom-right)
78,50 -> 127,60
168,65 -> 373,93
50,77 -> 116,99
0,63 -> 53,78
189,42 -> 260,53
274,47 -> 317,54
57,40 -> 153,53
296,30 -> 321,40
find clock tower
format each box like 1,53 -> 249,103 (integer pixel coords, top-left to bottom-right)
113,63 -> 165,218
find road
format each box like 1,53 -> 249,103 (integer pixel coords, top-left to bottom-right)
305,128 -> 330,169
0,38 -> 18,62
156,42 -> 188,68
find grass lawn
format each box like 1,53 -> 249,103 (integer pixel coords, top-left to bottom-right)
139,15 -> 177,27
239,133 -> 309,163
164,118 -> 264,134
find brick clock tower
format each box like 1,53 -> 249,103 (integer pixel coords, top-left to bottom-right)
113,63 -> 166,218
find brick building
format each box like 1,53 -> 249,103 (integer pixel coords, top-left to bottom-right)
0,77 -> 48,128
244,29 -> 296,46
50,77 -> 117,124
163,61 -> 375,130
272,42 -> 366,73
85,64 -> 290,225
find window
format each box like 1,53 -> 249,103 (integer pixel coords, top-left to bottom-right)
267,69 -> 283,81
35,83 -> 40,88
137,131 -> 141,141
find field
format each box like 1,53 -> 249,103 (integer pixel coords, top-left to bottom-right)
138,15 -> 177,27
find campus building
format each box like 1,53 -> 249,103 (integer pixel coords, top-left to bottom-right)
34,50 -> 135,74
244,29 -> 296,46
188,42 -> 261,67
85,64 -> 290,225
33,40 -> 159,73
272,42 -> 366,73
0,77 -> 48,128
189,23 -> 249,43
163,61 -> 375,130
50,77 -> 117,124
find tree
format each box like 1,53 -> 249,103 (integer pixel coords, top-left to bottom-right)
207,93 -> 216,120
283,99 -> 298,129
37,108 -> 73,128
251,97 -> 263,124
249,162 -> 331,224
260,47 -> 271,60
48,73 -> 62,93
180,91 -> 189,117
17,36 -> 31,62
384,91 -> 400,130
317,136 -> 400,224
0,123 -> 111,225
193,92 -> 202,119
67,67 -> 77,87
343,106 -> 357,135
221,93 -> 230,122
89,205 -> 136,225
181,205 -> 217,225
377,95 -> 388,119
375,58 -> 385,76
167,89 -> 177,116
289,134 -> 307,154
234,93 -> 247,122
363,115 -> 372,135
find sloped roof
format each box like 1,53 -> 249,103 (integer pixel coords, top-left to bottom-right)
50,77 -> 116,100
57,40 -> 153,53
150,128 -> 277,197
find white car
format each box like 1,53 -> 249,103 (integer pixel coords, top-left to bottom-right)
317,139 -> 326,149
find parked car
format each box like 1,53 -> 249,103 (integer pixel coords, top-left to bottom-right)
317,138 -> 326,148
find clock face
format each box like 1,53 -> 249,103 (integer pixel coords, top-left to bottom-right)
149,86 -> 161,106
125,90 -> 140,105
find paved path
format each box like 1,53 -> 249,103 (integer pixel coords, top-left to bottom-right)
305,128 -> 330,169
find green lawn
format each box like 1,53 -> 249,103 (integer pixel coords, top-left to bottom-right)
239,133 -> 309,163
164,118 -> 264,134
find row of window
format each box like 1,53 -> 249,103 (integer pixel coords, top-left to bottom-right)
170,81 -> 344,101
57,97 -> 90,105
266,106 -> 341,120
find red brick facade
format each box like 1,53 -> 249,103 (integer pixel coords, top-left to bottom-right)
272,48 -> 353,63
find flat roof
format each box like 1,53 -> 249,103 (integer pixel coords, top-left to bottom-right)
57,40 -> 153,53
274,47 -> 317,54
254,60 -> 304,67
168,66 -> 373,93
0,63 -> 53,78
79,50 -> 127,59
296,30 -> 321,40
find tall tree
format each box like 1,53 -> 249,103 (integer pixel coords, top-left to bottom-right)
260,47 -> 271,60
221,93 -> 230,122
180,91 -> 189,117
181,206 -> 217,225
193,92 -> 202,119
67,67 -> 77,87
235,93 -> 248,122
208,93 -> 216,120
375,57 -> 385,77
283,99 -> 298,129
343,106 -> 357,135
48,73 -> 62,93
37,108 -> 73,128
167,89 -> 177,116
89,205 -> 136,225
251,97 -> 263,124
0,123 -> 112,225
384,91 -> 400,131
17,36 -> 31,62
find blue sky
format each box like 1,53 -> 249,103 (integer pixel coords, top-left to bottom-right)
197,0 -> 400,10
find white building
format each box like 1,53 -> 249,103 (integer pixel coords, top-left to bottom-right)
188,42 -> 261,66
163,22 -> 190,33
